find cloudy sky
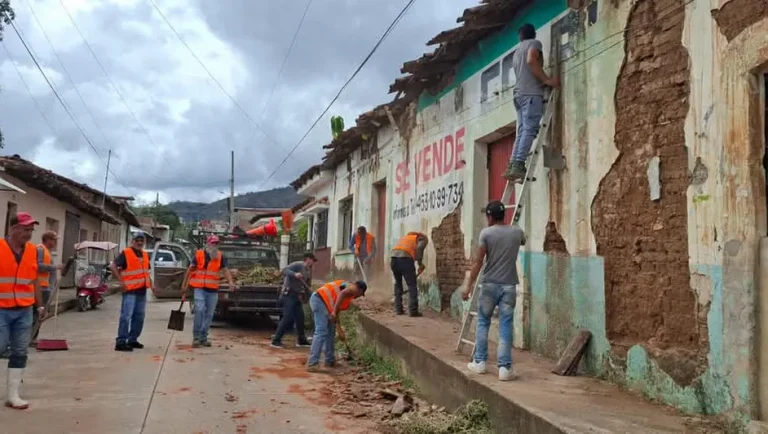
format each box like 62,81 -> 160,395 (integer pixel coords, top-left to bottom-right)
0,0 -> 477,205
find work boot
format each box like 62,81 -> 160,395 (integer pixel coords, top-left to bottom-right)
409,311 -> 423,318
202,340 -> 212,348
6,368 -> 29,410
325,360 -> 336,368
296,340 -> 312,348
114,342 -> 133,352
192,339 -> 202,348
395,309 -> 404,316
503,161 -> 527,183
270,341 -> 284,349
306,364 -> 320,373
128,341 -> 144,349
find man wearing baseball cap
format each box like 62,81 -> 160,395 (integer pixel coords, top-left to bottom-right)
110,232 -> 153,352
182,235 -> 237,348
0,212 -> 46,409
462,201 -> 526,382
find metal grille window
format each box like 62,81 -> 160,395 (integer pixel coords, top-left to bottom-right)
339,197 -> 354,250
315,210 -> 328,248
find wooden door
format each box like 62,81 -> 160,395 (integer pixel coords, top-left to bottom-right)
61,211 -> 80,287
488,135 -> 515,224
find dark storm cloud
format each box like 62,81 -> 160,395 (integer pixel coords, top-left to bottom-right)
0,0 -> 477,202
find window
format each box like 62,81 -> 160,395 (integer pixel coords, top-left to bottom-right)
339,197 -> 354,250
45,217 -> 59,234
79,229 -> 88,242
316,210 -> 328,248
4,202 -> 16,237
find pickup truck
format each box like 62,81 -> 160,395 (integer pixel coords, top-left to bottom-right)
150,233 -> 284,321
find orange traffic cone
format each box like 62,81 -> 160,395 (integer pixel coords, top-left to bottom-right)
246,219 -> 278,238
281,210 -> 294,232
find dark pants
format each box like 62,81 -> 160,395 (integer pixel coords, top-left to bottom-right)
391,257 -> 418,314
31,290 -> 51,341
273,293 -> 307,344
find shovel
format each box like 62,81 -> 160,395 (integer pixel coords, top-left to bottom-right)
167,296 -> 187,331
336,323 -> 356,362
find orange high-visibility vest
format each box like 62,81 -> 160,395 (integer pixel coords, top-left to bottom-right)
354,233 -> 374,256
317,280 -> 352,313
37,244 -> 51,288
121,248 -> 151,291
189,250 -> 222,290
391,232 -> 425,259
0,240 -> 38,308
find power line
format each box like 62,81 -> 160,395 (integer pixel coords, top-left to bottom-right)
56,0 -> 175,172
145,0 -> 283,149
4,15 -> 134,192
23,0 -> 111,151
264,0 -> 417,184
257,0 -> 313,121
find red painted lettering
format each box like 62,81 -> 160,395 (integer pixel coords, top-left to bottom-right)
414,149 -> 424,186
395,162 -> 404,194
455,127 -> 466,169
443,134 -> 454,174
431,140 -> 443,178
423,144 -> 432,182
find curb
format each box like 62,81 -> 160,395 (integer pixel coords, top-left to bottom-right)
355,312 -> 565,434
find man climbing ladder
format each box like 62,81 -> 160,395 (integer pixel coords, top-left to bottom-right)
504,23 -> 560,183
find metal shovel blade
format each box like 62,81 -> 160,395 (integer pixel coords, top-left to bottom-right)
167,300 -> 186,331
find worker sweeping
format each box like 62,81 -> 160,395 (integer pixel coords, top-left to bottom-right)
182,235 -> 237,348
350,226 -> 375,280
110,233 -> 153,352
390,232 -> 428,317
306,279 -> 367,372
0,212 -> 46,410
30,230 -> 62,347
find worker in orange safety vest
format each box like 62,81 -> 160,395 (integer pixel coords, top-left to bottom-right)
306,279 -> 367,372
349,226 -> 375,280
0,212 -> 45,410
390,232 -> 428,317
109,233 -> 153,352
30,230 -> 62,346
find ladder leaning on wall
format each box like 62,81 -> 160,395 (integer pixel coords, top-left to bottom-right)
456,88 -> 561,358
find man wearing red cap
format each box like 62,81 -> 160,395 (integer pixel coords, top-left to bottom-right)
0,212 -> 46,409
182,235 -> 236,347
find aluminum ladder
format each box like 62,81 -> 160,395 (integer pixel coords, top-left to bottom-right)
456,88 -> 560,357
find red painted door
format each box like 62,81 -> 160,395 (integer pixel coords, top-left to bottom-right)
488,135 -> 515,224
375,183 -> 387,271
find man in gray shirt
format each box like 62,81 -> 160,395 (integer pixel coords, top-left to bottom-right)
463,201 -> 525,381
504,23 -> 560,183
271,253 -> 316,348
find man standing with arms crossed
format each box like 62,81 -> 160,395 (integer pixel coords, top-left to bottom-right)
463,201 -> 525,381
504,23 -> 560,183
110,233 -> 152,352
0,212 -> 46,409
30,230 -> 62,347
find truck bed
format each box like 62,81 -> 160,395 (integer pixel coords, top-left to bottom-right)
217,284 -> 283,316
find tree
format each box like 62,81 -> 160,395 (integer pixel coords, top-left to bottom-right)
134,204 -> 182,231
0,1 -> 16,149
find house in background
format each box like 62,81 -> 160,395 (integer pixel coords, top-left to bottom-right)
137,216 -> 171,245
0,154 -> 140,287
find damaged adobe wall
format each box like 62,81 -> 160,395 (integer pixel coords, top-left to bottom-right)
431,204 -> 469,311
591,0 -> 708,388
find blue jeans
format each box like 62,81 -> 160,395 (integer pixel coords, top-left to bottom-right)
116,292 -> 146,344
473,283 -> 516,368
193,289 -> 218,342
511,96 -> 544,163
272,293 -> 307,344
0,307 -> 33,368
308,293 -> 335,366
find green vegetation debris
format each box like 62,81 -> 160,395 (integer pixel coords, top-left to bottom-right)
234,265 -> 282,285
396,400 -> 494,434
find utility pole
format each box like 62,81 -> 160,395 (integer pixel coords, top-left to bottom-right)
100,149 -> 112,209
229,150 -> 235,231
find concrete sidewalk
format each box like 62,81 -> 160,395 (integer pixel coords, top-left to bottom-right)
356,311 -> 720,433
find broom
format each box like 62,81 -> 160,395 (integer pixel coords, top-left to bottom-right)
37,280 -> 68,351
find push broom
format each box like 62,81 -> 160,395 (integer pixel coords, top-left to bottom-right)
37,259 -> 72,351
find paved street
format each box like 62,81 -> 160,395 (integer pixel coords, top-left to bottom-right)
1,295 -> 377,434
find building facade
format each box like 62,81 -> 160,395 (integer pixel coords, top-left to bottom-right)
292,0 -> 768,423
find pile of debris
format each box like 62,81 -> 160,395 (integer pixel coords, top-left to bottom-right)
322,367 -> 492,433
232,265 -> 283,285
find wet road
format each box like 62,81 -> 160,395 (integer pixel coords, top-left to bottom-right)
1,295 -> 376,434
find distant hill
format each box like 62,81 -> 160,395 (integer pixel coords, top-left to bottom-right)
168,187 -> 305,222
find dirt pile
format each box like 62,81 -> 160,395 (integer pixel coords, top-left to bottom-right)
232,265 -> 282,285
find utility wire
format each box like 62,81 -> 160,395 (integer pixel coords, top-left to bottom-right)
56,0 -> 175,172
23,0 -> 111,151
257,0 -> 313,121
265,0 -> 417,184
5,16 -> 134,192
145,0 -> 283,149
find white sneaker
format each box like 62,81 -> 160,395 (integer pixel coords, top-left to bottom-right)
499,366 -> 517,381
466,361 -> 487,374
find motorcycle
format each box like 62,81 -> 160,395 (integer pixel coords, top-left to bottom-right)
73,241 -> 118,312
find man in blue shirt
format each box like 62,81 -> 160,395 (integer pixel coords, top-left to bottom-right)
271,253 -> 316,349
